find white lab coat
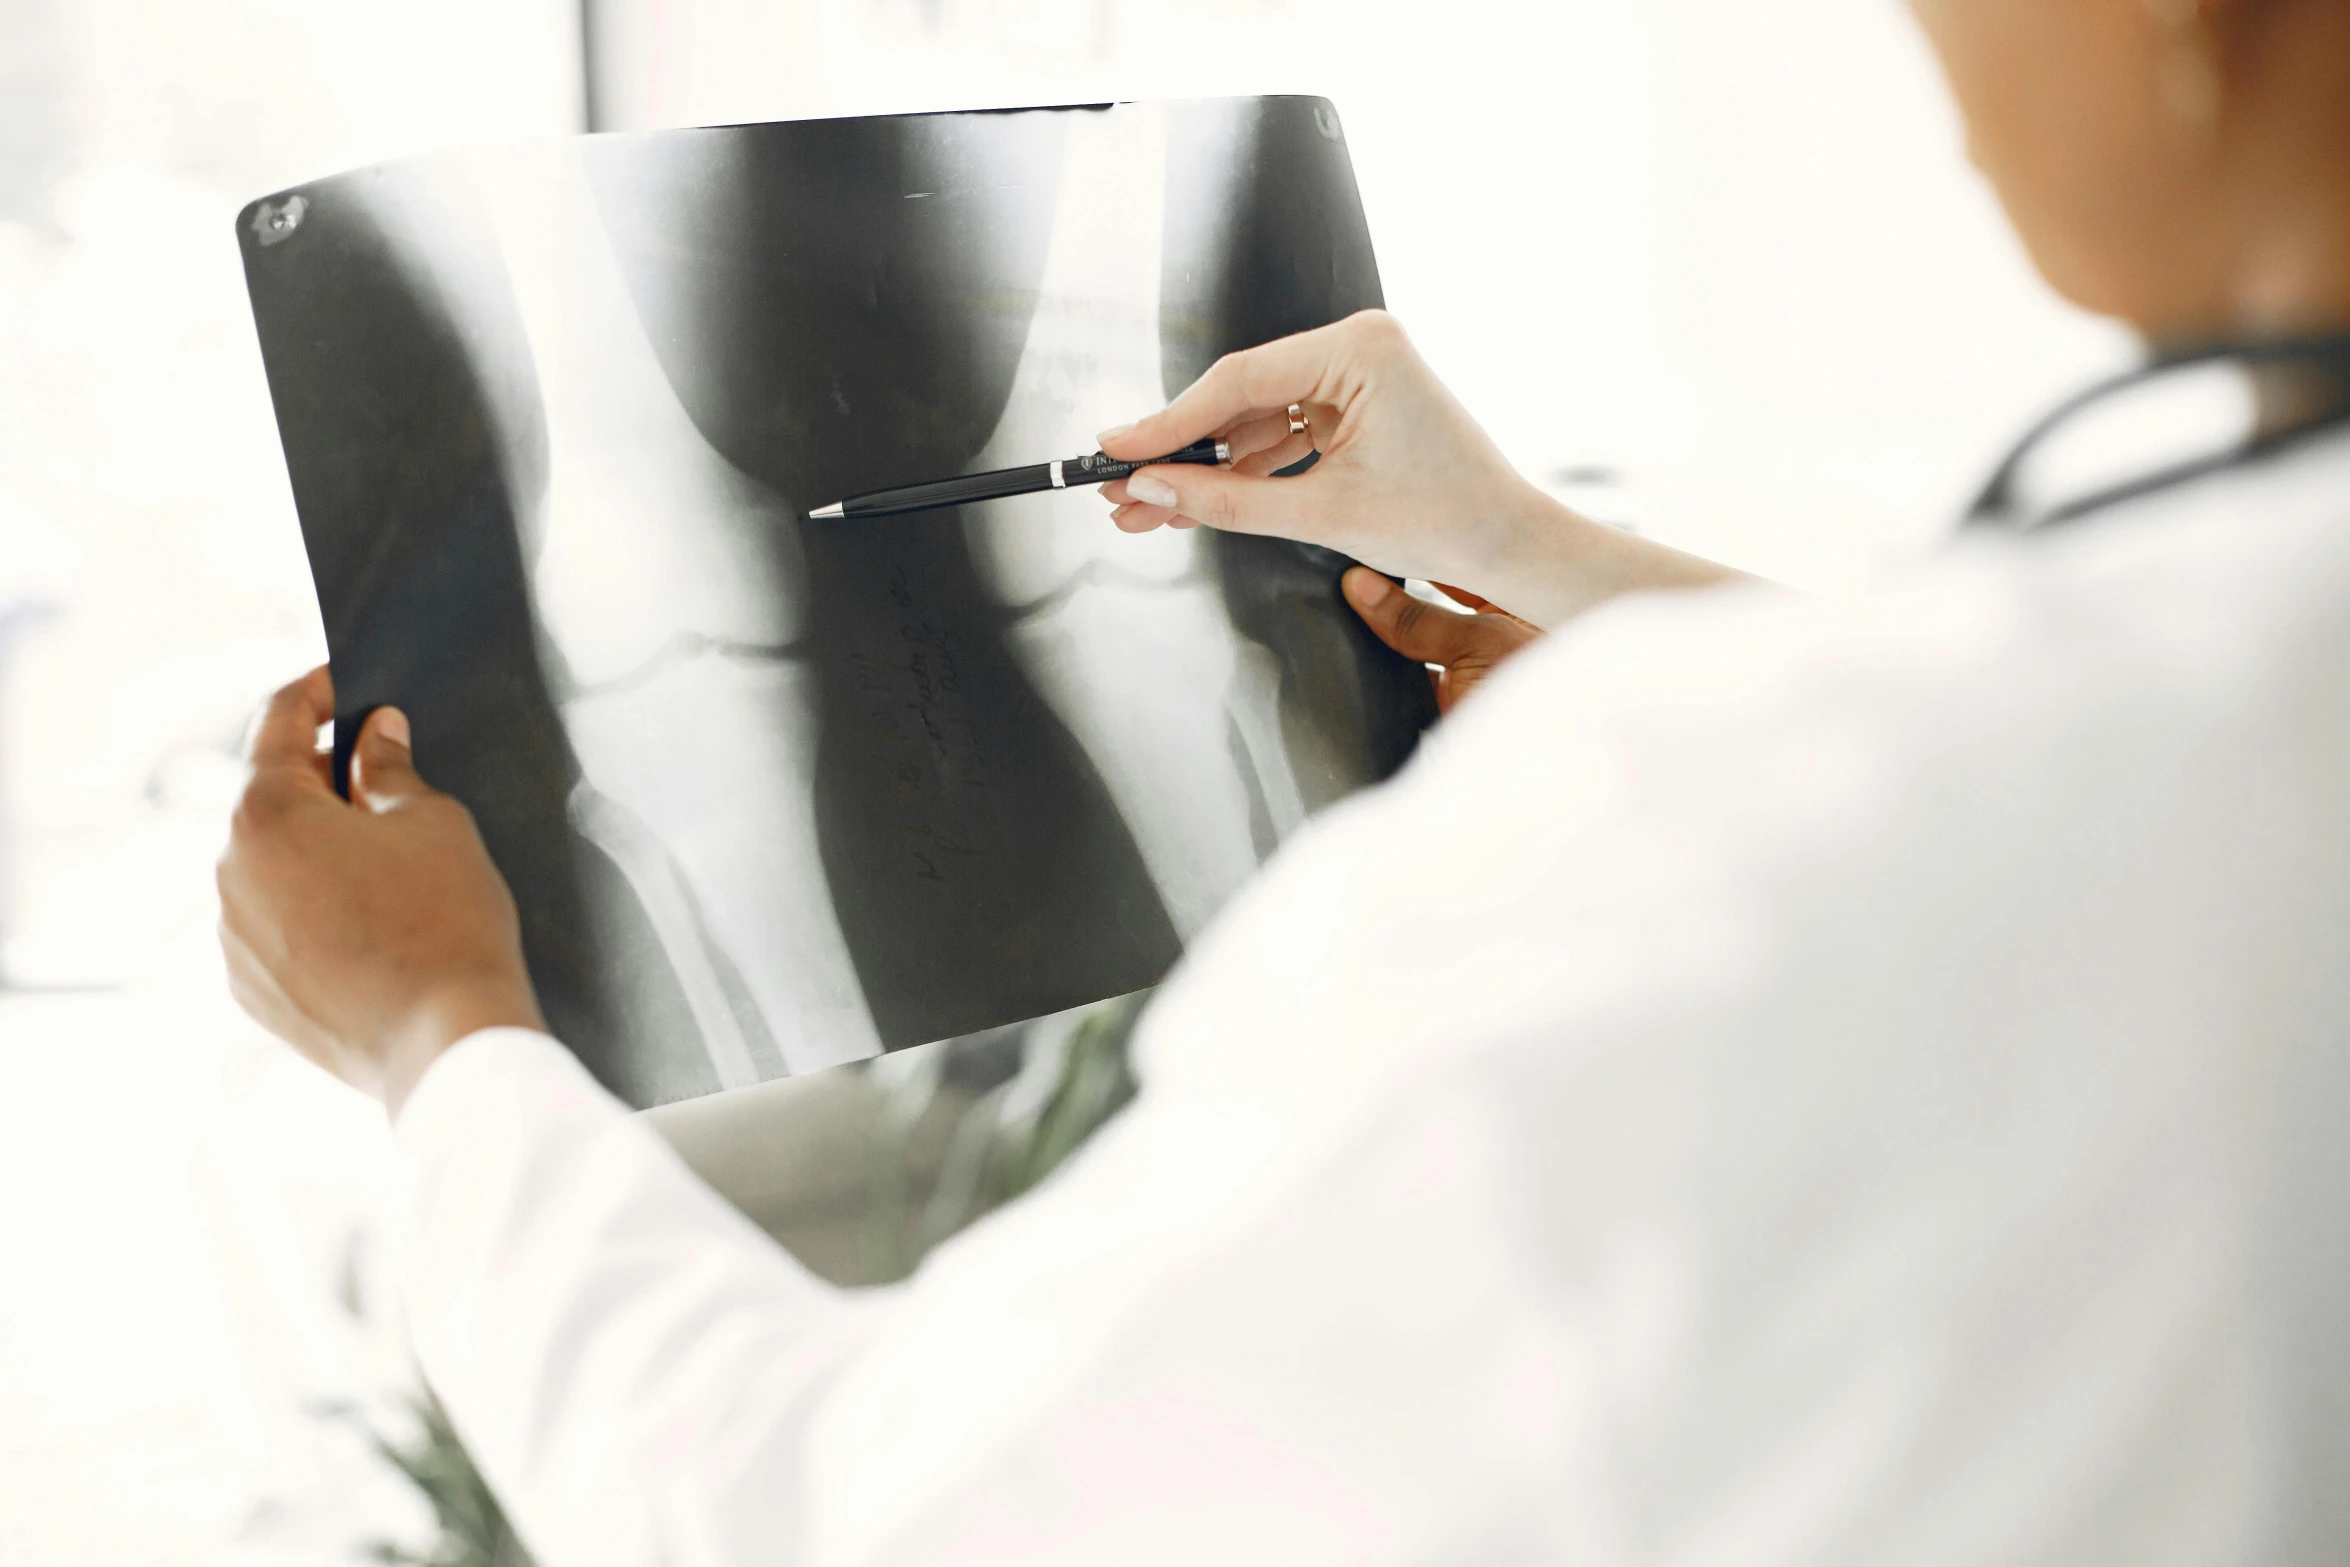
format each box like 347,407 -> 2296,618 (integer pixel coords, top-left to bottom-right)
395,428 -> 2350,1565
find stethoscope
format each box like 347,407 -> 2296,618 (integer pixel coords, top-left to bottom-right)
1964,334 -> 2350,532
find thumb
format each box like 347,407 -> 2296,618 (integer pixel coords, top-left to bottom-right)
351,706 -> 428,814
1342,569 -> 1516,666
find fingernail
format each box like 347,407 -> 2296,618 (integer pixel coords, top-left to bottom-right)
375,707 -> 411,749
1127,472 -> 1178,507
1346,568 -> 1392,607
1096,422 -> 1136,445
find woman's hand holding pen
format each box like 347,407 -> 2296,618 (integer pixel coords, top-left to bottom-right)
1096,309 -> 1748,641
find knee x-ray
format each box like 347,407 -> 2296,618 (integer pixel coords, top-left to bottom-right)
238,97 -> 1433,1108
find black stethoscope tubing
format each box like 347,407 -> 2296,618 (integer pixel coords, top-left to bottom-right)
1964,334 -> 2350,532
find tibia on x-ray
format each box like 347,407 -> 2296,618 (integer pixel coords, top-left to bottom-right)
965,103 -> 1306,939
476,146 -> 878,1078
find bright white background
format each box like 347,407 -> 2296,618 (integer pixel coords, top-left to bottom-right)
0,1 -> 2127,1560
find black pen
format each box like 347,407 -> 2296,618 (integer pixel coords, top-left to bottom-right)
808,438 -> 1230,520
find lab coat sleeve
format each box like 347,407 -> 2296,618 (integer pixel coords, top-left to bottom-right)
392,1026 -> 892,1567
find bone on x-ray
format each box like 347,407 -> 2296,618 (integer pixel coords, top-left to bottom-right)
237,97 -> 1434,1109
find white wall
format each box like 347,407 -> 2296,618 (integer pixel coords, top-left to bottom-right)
0,6 -> 584,1561
0,0 -> 584,979
1640,0 -> 2132,580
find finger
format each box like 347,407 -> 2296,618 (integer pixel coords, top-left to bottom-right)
351,706 -> 429,814
220,917 -> 340,1067
1234,431 -> 1316,479
1121,461 -> 1318,540
1110,501 -> 1174,534
1342,568 -> 1537,669
1431,583 -> 1541,634
1121,500 -> 1193,529
1435,638 -> 1539,712
1099,311 -> 1393,461
247,666 -> 336,780
1429,582 -> 1495,613
1223,411 -> 1299,464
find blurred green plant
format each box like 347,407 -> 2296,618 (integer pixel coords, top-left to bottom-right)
352,988 -> 1149,1566
321,1395 -> 531,1567
863,989 -> 1146,1280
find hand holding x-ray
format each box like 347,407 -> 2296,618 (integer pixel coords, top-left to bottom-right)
1338,570 -> 1542,714
218,670 -> 542,1115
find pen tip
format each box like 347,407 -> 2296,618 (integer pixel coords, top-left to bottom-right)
809,502 -> 845,520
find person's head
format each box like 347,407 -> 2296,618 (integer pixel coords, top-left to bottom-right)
1908,0 -> 2350,342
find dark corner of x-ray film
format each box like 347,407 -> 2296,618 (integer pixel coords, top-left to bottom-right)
236,95 -> 1437,1110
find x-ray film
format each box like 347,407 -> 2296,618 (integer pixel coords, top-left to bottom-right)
238,97 -> 1433,1108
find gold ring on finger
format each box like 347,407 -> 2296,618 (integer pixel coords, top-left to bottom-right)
1287,403 -> 1310,437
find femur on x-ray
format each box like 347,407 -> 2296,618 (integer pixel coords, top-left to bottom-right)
239,97 -> 1433,1109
